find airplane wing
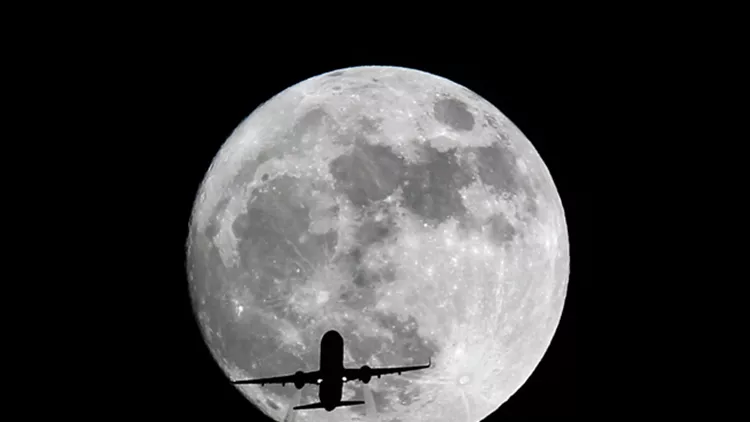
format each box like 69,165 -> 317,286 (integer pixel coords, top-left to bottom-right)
345,358 -> 432,382
231,370 -> 320,387
294,400 -> 364,410
368,358 -> 432,377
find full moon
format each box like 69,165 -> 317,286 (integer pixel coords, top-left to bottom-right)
186,66 -> 569,421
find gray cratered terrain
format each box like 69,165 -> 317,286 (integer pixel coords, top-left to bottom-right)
186,66 -> 569,422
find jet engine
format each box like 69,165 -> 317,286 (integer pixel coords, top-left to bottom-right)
359,365 -> 372,384
294,371 -> 305,390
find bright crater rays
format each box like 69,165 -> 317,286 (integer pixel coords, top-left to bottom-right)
186,66 -> 569,422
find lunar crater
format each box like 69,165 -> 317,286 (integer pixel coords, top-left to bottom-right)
433,97 -> 475,132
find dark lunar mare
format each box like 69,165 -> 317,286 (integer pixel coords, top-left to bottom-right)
329,140 -> 476,228
233,175 -> 336,279
328,138 -> 405,207
400,144 -> 475,226
457,212 -> 519,246
356,202 -> 399,245
433,97 -> 475,132
199,174 -> 346,408
463,141 -> 540,246
328,133 -> 541,276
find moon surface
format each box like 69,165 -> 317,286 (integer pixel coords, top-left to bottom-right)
186,66 -> 569,421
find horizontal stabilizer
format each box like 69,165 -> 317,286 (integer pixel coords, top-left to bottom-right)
294,400 -> 365,410
336,400 -> 365,408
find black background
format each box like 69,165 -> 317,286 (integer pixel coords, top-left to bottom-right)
127,54 -> 590,421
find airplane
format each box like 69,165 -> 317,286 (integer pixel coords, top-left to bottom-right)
231,330 -> 432,415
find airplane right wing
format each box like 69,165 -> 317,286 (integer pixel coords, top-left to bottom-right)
345,358 -> 432,382
367,358 -> 432,377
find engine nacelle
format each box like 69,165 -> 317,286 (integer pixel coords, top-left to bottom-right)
359,365 -> 372,384
294,371 -> 305,390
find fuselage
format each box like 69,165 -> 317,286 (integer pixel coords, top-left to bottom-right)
318,330 -> 345,411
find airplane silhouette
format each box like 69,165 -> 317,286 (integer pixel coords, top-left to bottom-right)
231,330 -> 431,413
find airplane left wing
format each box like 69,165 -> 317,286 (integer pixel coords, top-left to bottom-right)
231,370 -> 320,388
